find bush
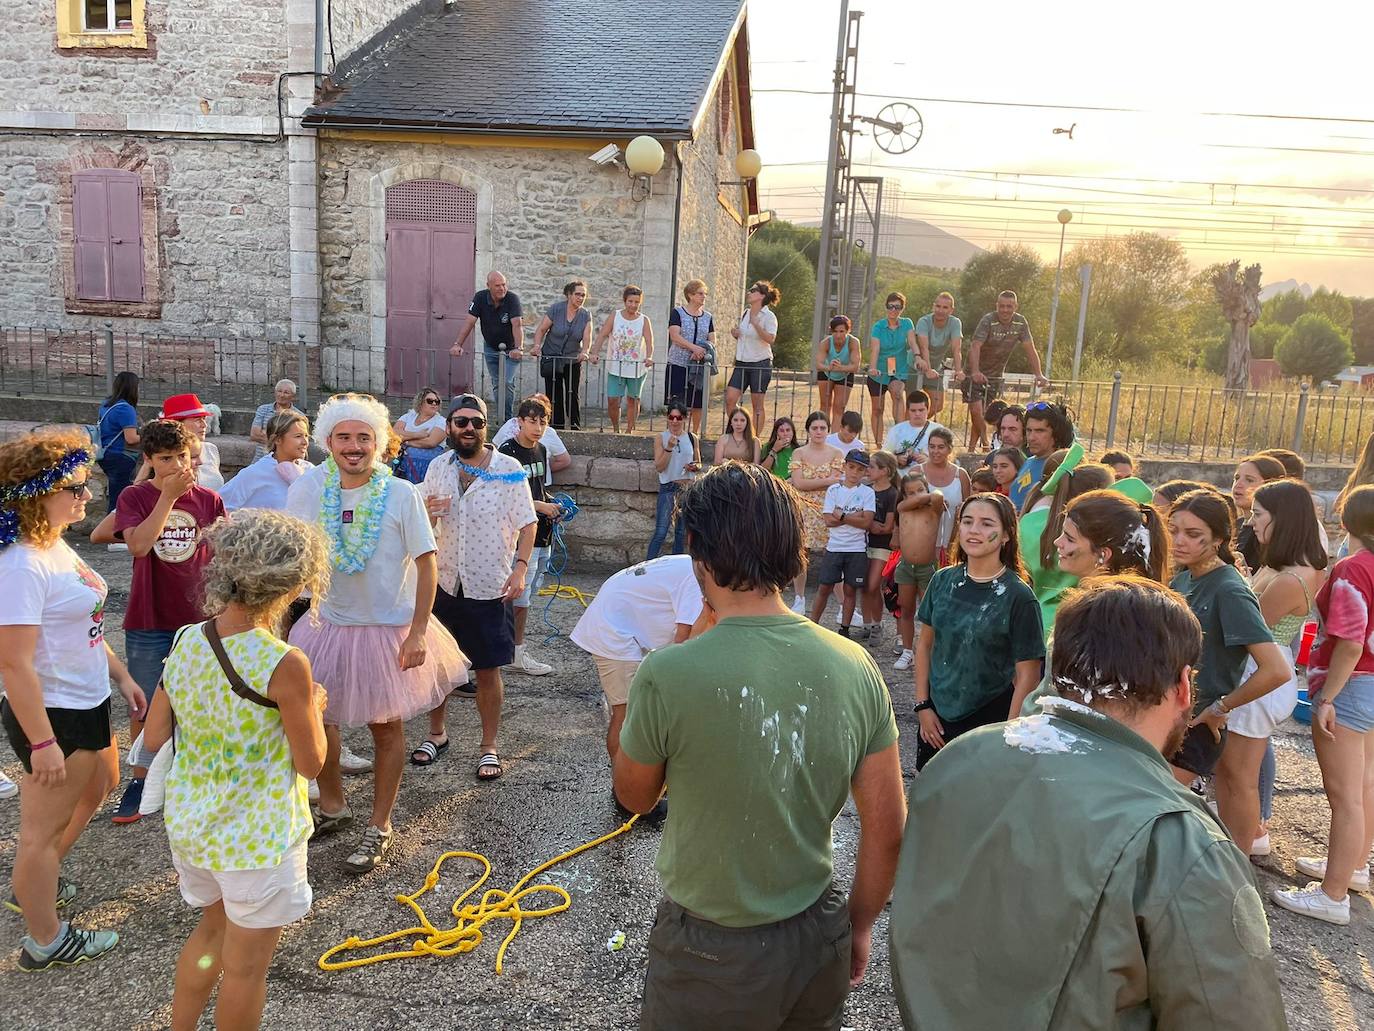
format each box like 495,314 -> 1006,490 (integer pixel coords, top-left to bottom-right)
1275,313 -> 1352,384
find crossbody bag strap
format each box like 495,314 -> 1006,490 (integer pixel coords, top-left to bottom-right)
203,619 -> 279,709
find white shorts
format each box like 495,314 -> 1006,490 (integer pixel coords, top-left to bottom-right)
1228,644 -> 1298,740
593,655 -> 641,707
171,839 -> 312,929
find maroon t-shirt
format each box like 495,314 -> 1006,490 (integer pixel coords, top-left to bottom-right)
114,481 -> 225,631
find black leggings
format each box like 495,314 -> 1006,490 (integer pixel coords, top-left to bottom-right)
915,688 -> 1014,771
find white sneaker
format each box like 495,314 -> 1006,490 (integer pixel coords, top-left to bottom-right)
1271,882 -> 1350,925
894,649 -> 914,671
308,779 -> 320,802
1249,832 -> 1271,857
507,645 -> 553,677
891,640 -> 904,656
0,770 -> 16,800
791,595 -> 806,614
1295,856 -> 1371,893
339,745 -> 373,774
833,609 -> 846,627
106,543 -> 129,552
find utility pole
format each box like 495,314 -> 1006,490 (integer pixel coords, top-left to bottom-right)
1071,263 -> 1092,381
810,2 -> 862,344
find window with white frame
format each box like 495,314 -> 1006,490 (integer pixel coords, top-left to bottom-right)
83,0 -> 134,32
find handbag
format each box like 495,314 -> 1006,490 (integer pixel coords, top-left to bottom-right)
203,619 -> 279,709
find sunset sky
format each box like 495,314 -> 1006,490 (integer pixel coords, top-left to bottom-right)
746,0 -> 1374,293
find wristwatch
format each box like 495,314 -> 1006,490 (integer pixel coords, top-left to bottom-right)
913,700 -> 934,714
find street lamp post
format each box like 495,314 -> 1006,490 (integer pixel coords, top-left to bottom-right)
1044,208 -> 1072,380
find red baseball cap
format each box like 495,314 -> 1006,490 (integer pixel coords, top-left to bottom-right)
162,393 -> 212,420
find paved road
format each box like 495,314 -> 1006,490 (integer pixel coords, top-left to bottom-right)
1,543 -> 1369,1029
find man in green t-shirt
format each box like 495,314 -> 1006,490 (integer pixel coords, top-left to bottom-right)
615,463 -> 905,1031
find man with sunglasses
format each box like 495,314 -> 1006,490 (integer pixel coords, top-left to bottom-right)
966,291 -> 1050,450
1008,400 -> 1074,511
419,395 -> 536,782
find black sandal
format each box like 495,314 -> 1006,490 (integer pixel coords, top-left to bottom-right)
410,738 -> 449,766
476,752 -> 503,781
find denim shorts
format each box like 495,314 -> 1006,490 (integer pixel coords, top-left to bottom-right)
514,546 -> 551,609
125,628 -> 179,704
1330,673 -> 1374,732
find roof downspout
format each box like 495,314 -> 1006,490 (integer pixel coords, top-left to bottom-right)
668,141 -> 686,323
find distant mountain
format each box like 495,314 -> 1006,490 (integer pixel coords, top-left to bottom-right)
1261,279 -> 1313,301
800,215 -> 984,271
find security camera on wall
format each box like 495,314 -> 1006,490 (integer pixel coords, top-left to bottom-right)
588,144 -> 622,167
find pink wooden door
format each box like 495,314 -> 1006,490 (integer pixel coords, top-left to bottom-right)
385,181 -> 477,397
73,169 -> 144,302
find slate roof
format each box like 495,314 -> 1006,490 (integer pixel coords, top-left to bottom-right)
302,0 -> 748,138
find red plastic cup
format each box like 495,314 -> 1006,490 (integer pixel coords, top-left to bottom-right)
1296,620 -> 1318,666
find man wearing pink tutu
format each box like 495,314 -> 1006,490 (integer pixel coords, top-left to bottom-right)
285,392 -> 469,873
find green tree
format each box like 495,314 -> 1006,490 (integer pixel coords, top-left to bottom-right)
1275,313 -> 1352,384
745,236 -> 816,369
1249,321 -> 1285,360
1307,287 -> 1354,334
1352,297 -> 1374,365
957,245 -> 1047,331
1056,233 -> 1192,366
1262,289 -> 1307,326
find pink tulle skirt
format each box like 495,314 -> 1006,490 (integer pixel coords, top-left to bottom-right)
288,616 -> 470,727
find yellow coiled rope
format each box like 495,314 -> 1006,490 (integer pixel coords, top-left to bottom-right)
536,582 -> 594,606
318,812 -> 638,974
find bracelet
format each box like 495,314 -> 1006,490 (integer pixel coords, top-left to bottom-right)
514,557 -> 529,567
1208,699 -> 1230,719
29,736 -> 58,752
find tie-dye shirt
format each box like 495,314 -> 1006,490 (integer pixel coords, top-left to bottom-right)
162,624 -> 312,871
1309,550 -> 1374,695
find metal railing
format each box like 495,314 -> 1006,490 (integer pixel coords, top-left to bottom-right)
4,324 -> 1372,465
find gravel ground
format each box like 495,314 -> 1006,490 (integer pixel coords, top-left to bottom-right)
1,542 -> 1370,1029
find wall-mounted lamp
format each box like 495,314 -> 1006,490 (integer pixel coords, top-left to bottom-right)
626,135 -> 665,201
719,148 -> 763,187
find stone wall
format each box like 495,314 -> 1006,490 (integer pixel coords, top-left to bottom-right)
674,52 -> 750,368
316,136 -> 678,384
326,0 -> 425,65
0,136 -> 291,337
5,0 -> 287,120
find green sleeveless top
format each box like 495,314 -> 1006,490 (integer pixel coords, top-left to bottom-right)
823,334 -> 857,382
163,624 -> 312,870
1266,569 -> 1314,645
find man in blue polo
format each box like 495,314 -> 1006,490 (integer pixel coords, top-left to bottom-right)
451,271 -> 524,422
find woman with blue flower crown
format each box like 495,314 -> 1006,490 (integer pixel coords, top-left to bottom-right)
0,430 -> 147,971
284,393 -> 469,875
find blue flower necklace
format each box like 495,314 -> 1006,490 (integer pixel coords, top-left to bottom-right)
321,458 -> 390,574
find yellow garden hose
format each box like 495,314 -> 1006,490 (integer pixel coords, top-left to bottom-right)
319,812 -> 637,975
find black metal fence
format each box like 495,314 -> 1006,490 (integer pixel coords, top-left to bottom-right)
4,324 -> 1372,465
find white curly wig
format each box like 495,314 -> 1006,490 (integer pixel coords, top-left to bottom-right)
314,392 -> 393,462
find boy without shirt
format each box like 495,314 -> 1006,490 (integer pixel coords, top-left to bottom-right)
110,419 -> 225,822
893,472 -> 944,671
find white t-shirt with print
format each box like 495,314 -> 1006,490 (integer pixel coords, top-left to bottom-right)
286,464 -> 436,627
570,555 -> 705,662
823,482 -> 876,553
0,540 -> 111,709
735,306 -> 779,363
883,419 -> 945,459
492,420 -> 568,486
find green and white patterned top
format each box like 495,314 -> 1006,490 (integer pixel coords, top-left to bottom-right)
163,624 -> 312,870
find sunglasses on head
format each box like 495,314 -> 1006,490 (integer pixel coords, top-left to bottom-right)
1025,401 -> 1056,413
450,415 -> 486,429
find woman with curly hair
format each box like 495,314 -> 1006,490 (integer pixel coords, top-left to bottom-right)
912,493 -> 1045,769
0,430 -> 146,970
142,509 -> 329,1028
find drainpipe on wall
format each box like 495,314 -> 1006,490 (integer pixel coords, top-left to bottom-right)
668,142 -> 685,318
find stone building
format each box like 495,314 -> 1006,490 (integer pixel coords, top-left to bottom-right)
0,0 -> 759,402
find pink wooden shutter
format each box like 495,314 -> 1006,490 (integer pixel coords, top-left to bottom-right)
106,174 -> 144,301
73,174 -> 111,301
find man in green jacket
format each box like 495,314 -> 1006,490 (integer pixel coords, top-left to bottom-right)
890,577 -> 1286,1030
